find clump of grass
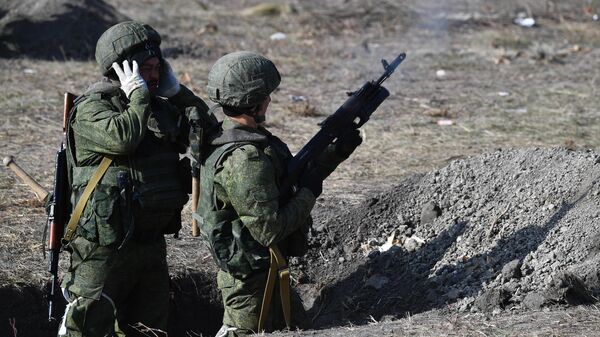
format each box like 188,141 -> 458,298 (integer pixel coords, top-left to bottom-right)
286,100 -> 323,117
491,35 -> 532,50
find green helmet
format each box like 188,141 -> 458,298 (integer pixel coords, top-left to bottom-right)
95,21 -> 162,76
207,51 -> 281,108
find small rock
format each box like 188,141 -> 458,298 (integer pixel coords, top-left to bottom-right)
474,288 -> 511,311
269,32 -> 287,41
446,288 -> 461,300
501,259 -> 522,280
365,274 -> 390,290
457,297 -> 474,312
523,292 -> 547,309
342,245 -> 354,256
420,201 -> 442,224
404,236 -> 424,252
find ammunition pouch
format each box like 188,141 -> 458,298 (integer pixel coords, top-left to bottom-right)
132,152 -> 189,211
200,210 -> 270,279
70,151 -> 188,245
71,166 -> 126,246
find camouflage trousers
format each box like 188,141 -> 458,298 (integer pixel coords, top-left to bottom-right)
59,236 -> 170,337
217,269 -> 311,336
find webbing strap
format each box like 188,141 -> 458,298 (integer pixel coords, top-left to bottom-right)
63,156 -> 113,242
258,245 -> 291,332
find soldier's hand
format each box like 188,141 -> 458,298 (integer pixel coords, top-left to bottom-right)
335,129 -> 362,158
112,60 -> 148,98
299,169 -> 323,198
156,59 -> 181,98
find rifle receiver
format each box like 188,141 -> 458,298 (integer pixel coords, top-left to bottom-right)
375,53 -> 406,86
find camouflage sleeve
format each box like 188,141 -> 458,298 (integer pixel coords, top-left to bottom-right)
72,87 -> 150,156
168,85 -> 218,129
218,144 -> 316,247
313,143 -> 348,180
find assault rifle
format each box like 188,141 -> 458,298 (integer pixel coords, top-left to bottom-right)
45,92 -> 75,321
280,53 -> 406,195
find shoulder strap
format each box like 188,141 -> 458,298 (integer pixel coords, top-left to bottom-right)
258,245 -> 291,331
62,156 -> 113,243
200,142 -> 253,212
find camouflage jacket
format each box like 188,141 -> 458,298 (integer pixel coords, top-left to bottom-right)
67,80 -> 216,246
197,117 -> 349,278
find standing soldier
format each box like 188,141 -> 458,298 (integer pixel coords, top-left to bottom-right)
58,21 -> 216,336
196,51 -> 362,336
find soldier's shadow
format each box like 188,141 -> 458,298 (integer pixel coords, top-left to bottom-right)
307,180 -> 597,329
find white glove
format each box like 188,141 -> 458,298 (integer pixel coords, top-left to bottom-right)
156,60 -> 181,97
112,60 -> 147,98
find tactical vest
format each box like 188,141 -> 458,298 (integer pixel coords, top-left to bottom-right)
196,126 -> 300,279
66,81 -> 189,246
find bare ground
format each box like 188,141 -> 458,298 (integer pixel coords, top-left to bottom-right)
2,0 -> 600,336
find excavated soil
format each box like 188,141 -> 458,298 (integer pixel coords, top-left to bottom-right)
0,0 -> 129,60
300,147 -> 600,328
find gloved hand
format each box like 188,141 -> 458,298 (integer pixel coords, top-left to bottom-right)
335,129 -> 363,158
299,169 -> 323,198
112,60 -> 147,98
156,59 -> 181,97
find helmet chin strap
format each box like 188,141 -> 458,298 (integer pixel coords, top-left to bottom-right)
223,107 -> 265,126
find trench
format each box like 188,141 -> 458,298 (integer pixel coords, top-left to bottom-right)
4,148 -> 600,336
0,273 -> 223,337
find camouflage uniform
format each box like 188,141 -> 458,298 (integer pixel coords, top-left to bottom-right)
59,22 -> 216,337
197,52 -> 353,336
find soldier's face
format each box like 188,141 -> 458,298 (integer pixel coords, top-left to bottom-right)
139,57 -> 161,93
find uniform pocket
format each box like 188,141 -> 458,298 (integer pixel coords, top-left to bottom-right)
78,184 -> 122,246
62,236 -> 116,300
217,271 -> 236,290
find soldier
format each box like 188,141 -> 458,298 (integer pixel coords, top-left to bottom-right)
58,21 -> 216,336
196,51 -> 362,336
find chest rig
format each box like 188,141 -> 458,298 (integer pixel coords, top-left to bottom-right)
65,81 -> 189,247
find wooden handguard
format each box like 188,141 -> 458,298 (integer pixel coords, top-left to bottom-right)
3,156 -> 49,201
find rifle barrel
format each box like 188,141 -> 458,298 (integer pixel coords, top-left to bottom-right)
375,53 -> 406,86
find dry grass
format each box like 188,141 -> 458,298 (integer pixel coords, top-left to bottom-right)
1,4 -> 600,336
271,305 -> 600,336
3,0 -> 600,281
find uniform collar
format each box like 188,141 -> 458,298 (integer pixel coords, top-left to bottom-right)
211,118 -> 268,145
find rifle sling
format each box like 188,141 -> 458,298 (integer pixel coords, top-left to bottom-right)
258,244 -> 291,332
63,156 -> 114,243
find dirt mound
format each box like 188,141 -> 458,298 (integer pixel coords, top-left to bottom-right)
0,0 -> 128,60
300,147 -> 600,327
